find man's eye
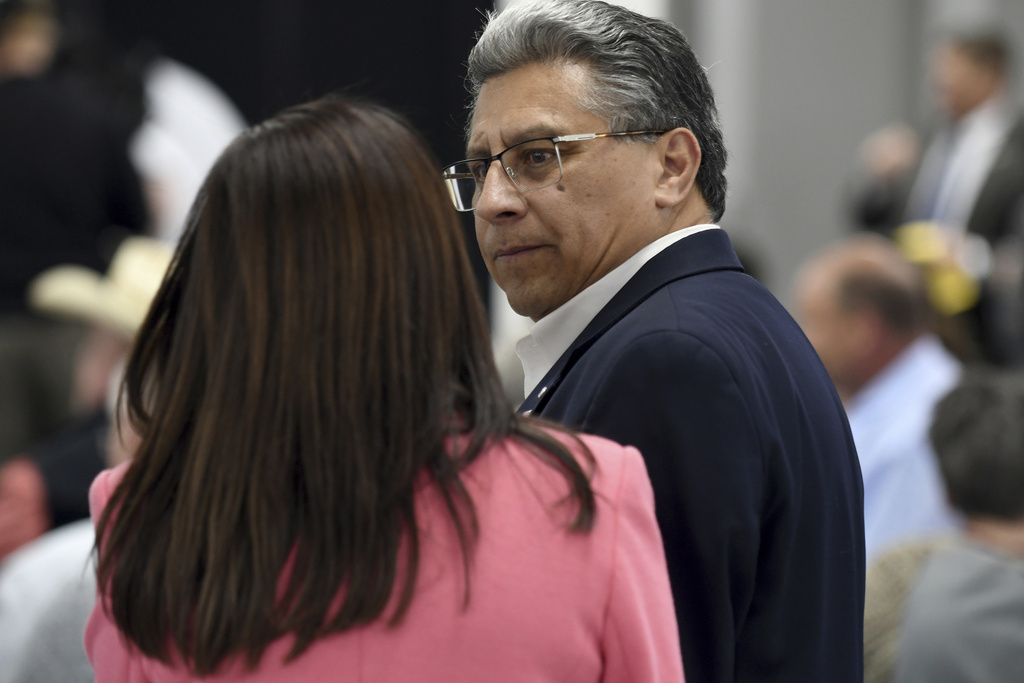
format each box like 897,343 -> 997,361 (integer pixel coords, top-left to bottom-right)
469,162 -> 487,182
522,149 -> 555,165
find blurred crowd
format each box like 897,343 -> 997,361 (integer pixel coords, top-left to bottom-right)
0,3 -> 244,677
0,1 -> 1023,682
802,23 -> 1024,683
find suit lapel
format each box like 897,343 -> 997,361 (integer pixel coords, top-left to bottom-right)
518,229 -> 744,414
968,115 -> 1024,241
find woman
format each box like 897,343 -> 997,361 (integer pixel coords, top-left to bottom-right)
86,97 -> 682,682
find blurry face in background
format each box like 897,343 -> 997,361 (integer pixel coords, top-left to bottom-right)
794,266 -> 869,402
73,324 -> 131,415
0,13 -> 58,78
931,43 -> 1001,121
797,286 -> 854,386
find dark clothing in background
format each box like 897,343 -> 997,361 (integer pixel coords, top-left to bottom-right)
853,117 -> 1024,246
0,75 -> 147,314
32,409 -> 107,528
0,317 -> 83,463
0,408 -> 108,565
0,75 -> 146,458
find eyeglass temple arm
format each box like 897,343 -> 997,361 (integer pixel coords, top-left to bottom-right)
552,133 -> 600,143
553,131 -> 666,144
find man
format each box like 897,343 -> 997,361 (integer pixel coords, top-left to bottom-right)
852,29 -> 1024,363
855,29 -> 1024,242
795,236 -> 960,561
443,2 -> 865,682
894,369 -> 1024,683
0,236 -> 173,563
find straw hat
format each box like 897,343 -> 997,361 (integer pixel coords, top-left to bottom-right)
27,236 -> 175,338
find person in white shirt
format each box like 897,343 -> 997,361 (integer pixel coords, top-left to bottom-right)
795,234 -> 961,561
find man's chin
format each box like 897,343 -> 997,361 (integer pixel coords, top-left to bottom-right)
503,292 -> 547,322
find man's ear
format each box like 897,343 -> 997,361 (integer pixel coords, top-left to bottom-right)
849,308 -> 883,356
654,128 -> 701,209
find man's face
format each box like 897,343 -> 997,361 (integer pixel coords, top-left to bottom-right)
931,44 -> 999,121
468,62 -> 663,321
0,15 -> 57,78
794,269 -> 864,399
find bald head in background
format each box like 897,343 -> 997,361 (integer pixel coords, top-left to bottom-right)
795,235 -> 934,404
796,235 -> 961,562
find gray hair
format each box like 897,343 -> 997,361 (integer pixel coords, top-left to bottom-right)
930,370 -> 1024,520
466,0 -> 727,222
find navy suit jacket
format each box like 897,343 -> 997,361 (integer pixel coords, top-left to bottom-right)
519,229 -> 865,683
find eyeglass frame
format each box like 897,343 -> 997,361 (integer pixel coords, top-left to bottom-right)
442,130 -> 668,212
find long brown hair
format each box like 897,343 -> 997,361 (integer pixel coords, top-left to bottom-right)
95,96 -> 595,675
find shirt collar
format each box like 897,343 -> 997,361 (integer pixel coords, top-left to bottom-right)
516,224 -> 720,398
953,94 -> 1012,135
845,334 -> 958,422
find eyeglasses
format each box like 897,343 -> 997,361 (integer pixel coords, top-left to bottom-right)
442,130 -> 666,212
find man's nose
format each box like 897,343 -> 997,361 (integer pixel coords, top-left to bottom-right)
474,161 -> 527,222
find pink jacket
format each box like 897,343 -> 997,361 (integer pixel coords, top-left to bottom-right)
86,433 -> 684,682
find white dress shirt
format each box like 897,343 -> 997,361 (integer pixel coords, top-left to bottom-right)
845,334 -> 962,560
516,224 -> 720,398
908,96 -> 1015,230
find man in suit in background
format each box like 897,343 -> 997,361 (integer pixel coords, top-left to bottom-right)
852,28 -> 1024,364
443,2 -> 865,682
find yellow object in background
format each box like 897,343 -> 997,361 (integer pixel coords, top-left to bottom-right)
893,222 -> 980,316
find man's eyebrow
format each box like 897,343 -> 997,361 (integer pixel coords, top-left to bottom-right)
465,124 -> 564,158
507,124 -> 562,144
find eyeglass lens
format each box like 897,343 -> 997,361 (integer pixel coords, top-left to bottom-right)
443,138 -> 563,212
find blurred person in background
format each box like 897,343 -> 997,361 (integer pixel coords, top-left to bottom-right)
892,369 -> 1024,683
0,0 -> 148,461
0,236 -> 172,564
0,237 -> 172,683
850,27 -> 1024,365
862,534 -> 954,683
87,96 -> 683,682
0,375 -> 139,683
795,235 -> 960,562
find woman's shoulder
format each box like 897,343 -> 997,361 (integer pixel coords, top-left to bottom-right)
549,427 -> 647,476
503,425 -> 643,461
574,432 -> 657,520
88,462 -> 132,522
572,431 -> 645,465
490,427 -> 653,508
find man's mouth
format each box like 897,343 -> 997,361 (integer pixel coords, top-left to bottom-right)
494,244 -> 545,260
